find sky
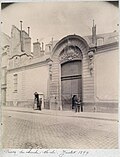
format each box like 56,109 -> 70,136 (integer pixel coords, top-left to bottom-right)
1,1 -> 119,9
1,1 -> 119,47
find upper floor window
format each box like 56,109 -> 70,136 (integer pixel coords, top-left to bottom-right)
97,38 -> 104,46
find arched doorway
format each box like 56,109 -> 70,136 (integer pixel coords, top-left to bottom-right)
61,60 -> 82,110
50,35 -> 89,110
59,45 -> 83,110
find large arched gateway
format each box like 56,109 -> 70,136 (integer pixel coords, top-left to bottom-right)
49,35 -> 92,110
60,46 -> 83,110
61,60 -> 82,110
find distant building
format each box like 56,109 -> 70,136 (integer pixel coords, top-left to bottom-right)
1,32 -> 10,106
1,22 -> 118,113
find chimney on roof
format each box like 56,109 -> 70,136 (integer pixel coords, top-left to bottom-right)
20,20 -> 23,32
92,20 -> 97,46
28,27 -> 30,36
20,20 -> 24,52
33,39 -> 42,58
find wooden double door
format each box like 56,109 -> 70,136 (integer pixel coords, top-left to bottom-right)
61,60 -> 82,110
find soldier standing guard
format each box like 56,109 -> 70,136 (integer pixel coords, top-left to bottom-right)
72,95 -> 76,109
34,92 -> 39,110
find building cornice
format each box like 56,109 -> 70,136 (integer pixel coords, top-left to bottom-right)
7,58 -> 50,73
95,42 -> 118,54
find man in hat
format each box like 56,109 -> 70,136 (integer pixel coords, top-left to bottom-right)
34,92 -> 39,109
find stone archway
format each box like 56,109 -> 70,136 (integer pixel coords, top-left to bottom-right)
50,35 -> 93,110
60,45 -> 83,110
61,60 -> 82,110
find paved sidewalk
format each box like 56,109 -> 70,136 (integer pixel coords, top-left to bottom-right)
2,106 -> 118,121
2,106 -> 118,149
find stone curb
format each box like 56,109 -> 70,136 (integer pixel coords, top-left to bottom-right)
2,107 -> 118,122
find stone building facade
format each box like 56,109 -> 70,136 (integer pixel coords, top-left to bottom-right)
1,24 -> 118,113
1,32 -> 10,106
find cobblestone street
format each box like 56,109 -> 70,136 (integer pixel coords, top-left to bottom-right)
1,107 -> 118,149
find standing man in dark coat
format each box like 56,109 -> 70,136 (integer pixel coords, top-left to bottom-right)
34,92 -> 39,109
72,95 -> 76,110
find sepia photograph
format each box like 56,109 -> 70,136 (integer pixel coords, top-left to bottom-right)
0,0 -> 119,153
